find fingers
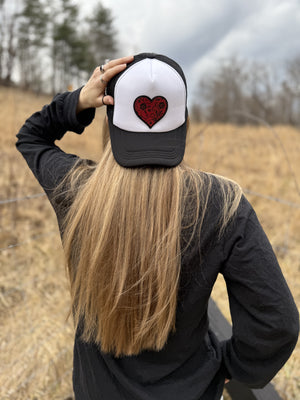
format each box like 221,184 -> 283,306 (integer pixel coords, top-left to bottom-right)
82,56 -> 133,109
93,56 -> 133,91
99,55 -> 133,82
100,76 -> 108,85
100,63 -> 128,84
104,55 -> 134,70
102,95 -> 114,106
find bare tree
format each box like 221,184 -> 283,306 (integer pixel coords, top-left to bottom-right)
0,0 -> 20,84
245,62 -> 277,124
285,56 -> 300,126
0,0 -> 4,80
18,0 -> 48,92
193,55 -> 300,126
199,57 -> 248,123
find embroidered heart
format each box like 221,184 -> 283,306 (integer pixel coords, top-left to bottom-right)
134,96 -> 168,128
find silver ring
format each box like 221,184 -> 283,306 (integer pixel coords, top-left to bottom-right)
100,64 -> 105,73
100,77 -> 108,84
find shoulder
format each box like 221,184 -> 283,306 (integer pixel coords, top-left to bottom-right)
181,169 -> 244,250
199,172 -> 243,222
206,172 -> 241,197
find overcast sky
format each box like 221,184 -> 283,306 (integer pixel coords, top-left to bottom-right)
81,0 -> 300,98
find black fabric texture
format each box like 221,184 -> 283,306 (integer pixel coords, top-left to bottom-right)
16,89 -> 299,400
107,117 -> 187,168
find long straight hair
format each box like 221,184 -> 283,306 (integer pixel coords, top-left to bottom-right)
61,120 -> 242,357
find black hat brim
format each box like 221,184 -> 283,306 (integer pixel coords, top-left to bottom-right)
108,117 -> 187,168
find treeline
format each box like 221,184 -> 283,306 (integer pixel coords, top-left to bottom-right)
0,0 -> 117,93
192,56 -> 300,126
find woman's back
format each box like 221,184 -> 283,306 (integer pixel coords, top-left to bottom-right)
16,53 -> 299,400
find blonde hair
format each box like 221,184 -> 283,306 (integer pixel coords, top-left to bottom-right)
60,120 -> 242,357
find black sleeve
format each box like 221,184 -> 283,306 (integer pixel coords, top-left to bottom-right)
220,195 -> 299,388
16,87 -> 95,197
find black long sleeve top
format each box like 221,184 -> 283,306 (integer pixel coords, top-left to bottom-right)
16,88 -> 299,400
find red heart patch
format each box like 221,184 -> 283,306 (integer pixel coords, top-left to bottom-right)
134,96 -> 168,128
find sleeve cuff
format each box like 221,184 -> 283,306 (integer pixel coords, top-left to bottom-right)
220,341 -> 232,380
63,87 -> 96,134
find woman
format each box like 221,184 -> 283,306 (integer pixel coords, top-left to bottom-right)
16,53 -> 299,400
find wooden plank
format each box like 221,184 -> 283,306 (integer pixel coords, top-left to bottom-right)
225,380 -> 257,400
252,387 -> 283,400
208,298 -> 283,400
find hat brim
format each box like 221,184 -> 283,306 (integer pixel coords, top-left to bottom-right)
108,117 -> 187,168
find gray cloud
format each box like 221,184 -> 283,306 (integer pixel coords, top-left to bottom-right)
85,0 -> 300,97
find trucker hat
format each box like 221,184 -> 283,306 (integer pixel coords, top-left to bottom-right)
106,53 -> 188,167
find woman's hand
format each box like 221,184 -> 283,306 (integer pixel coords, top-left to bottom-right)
76,55 -> 134,114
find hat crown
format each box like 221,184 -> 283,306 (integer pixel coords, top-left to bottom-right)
112,58 -> 186,133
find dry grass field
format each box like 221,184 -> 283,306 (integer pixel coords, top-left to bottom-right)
0,86 -> 299,400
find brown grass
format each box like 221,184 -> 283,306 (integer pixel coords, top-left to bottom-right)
0,86 -> 299,399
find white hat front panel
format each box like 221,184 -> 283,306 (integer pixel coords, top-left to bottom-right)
113,59 -> 186,133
